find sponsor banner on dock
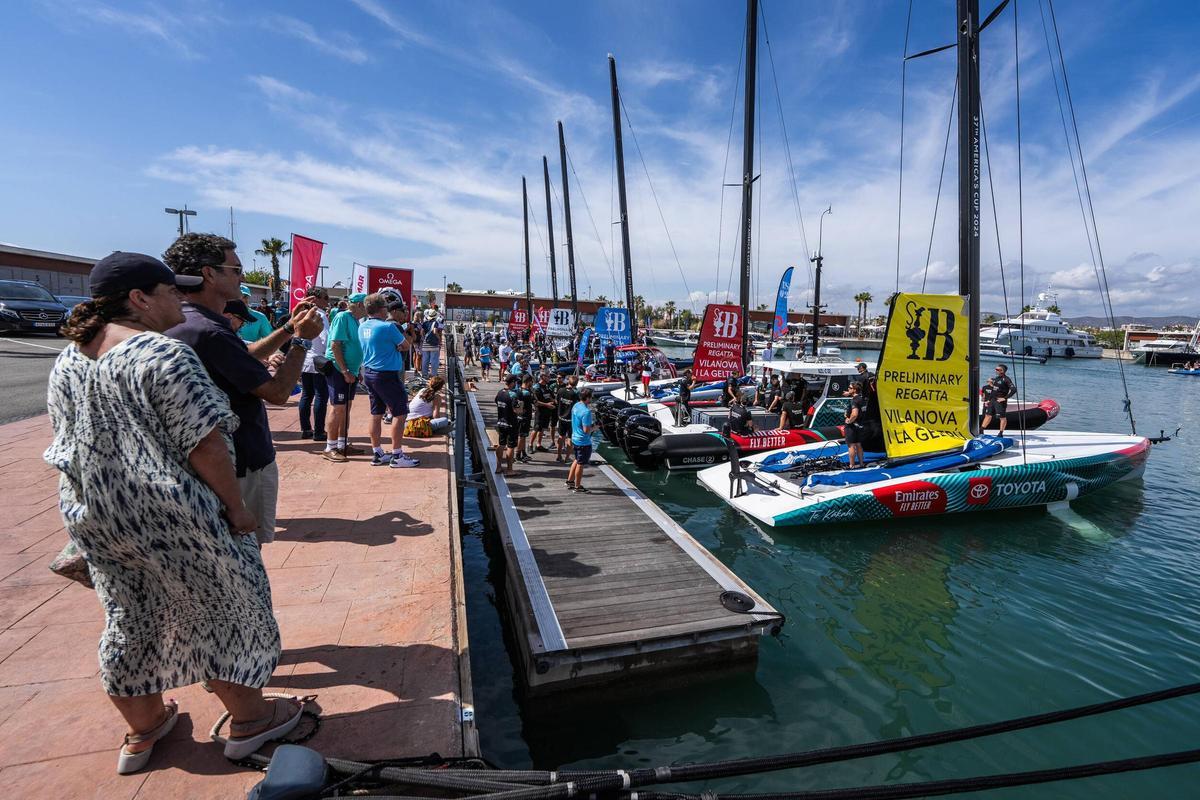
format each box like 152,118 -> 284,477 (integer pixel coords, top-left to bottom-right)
509,302 -> 529,335
531,306 -> 550,333
693,303 -> 744,381
547,308 -> 575,338
288,234 -> 324,310
877,292 -> 972,459
595,306 -> 632,347
772,266 -> 793,340
350,264 -> 415,310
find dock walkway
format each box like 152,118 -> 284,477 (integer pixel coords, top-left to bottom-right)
464,371 -> 782,691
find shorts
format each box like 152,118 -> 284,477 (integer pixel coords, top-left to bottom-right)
237,460 -> 279,546
536,409 -> 556,431
499,361 -> 509,373
518,418 -> 531,438
557,419 -> 572,438
844,423 -> 862,445
362,368 -> 409,417
326,370 -> 359,406
497,424 -> 519,449
986,399 -> 1007,418
573,444 -> 593,465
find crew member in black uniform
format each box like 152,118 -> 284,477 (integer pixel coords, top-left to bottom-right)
843,381 -> 867,468
981,363 -> 1015,433
675,368 -> 694,427
779,391 -> 802,429
516,374 -> 535,461
726,395 -> 754,436
555,375 -> 579,463
494,374 -> 519,475
604,341 -> 616,377
531,372 -> 557,453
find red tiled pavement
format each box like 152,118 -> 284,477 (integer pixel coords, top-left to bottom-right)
0,401 -> 467,798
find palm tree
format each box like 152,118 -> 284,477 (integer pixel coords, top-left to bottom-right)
255,238 -> 291,300
678,309 -> 694,330
860,291 -> 873,328
446,281 -> 463,292
595,294 -> 608,305
663,300 -> 677,327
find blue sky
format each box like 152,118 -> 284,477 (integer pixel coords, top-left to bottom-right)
2,0 -> 1198,318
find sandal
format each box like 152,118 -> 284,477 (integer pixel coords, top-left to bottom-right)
222,695 -> 309,760
117,698 -> 179,774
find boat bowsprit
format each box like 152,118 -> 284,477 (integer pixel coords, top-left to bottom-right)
695,430 -> 1150,527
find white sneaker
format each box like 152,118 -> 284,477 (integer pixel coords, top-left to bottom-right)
389,455 -> 419,468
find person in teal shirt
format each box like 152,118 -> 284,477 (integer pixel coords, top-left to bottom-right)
235,285 -> 274,343
566,387 -> 595,493
322,294 -> 366,462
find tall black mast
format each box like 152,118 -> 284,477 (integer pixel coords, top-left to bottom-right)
523,177 -> 533,329
958,0 -> 981,433
738,0 -> 758,368
557,121 -> 579,322
608,54 -> 637,339
542,155 -> 559,305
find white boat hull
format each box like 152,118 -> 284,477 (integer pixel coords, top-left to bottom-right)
696,430 -> 1149,527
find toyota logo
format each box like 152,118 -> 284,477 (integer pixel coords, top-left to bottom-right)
969,484 -> 989,500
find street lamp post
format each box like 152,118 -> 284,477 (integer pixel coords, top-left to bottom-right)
809,206 -> 832,356
164,205 -> 197,238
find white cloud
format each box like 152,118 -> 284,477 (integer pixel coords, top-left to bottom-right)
264,14 -> 369,65
39,0 -> 224,59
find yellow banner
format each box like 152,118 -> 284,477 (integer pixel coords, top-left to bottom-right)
876,293 -> 972,459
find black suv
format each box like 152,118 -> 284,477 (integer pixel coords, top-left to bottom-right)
0,280 -> 70,334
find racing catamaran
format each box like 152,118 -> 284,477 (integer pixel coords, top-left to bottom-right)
696,0 -> 1150,527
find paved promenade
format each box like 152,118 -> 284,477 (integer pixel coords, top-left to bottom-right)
0,401 -> 468,798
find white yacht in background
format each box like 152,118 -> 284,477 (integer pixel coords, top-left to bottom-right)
978,291 -> 1102,358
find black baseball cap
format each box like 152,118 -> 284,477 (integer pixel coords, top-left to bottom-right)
504,374 -> 518,385
223,299 -> 255,323
90,252 -> 202,298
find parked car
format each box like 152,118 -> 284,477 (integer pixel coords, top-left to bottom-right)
0,280 -> 69,334
56,294 -> 91,313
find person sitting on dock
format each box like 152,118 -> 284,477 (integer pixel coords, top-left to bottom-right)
494,374 -> 519,476
566,387 -> 596,493
982,363 -> 1015,434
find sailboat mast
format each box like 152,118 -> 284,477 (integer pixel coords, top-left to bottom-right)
739,0 -> 759,369
558,121 -> 579,321
523,177 -> 533,330
958,0 -> 982,434
608,54 -> 637,339
542,156 -> 559,304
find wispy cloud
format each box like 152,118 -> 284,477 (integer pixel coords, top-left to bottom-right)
264,14 -> 369,65
39,0 -> 223,59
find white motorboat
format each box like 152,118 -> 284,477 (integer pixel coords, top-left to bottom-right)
978,291 -> 1102,358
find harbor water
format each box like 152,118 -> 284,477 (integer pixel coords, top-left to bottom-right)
461,351 -> 1200,796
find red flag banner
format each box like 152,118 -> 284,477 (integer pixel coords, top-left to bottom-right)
288,234 -> 324,310
692,303 -> 744,382
508,308 -> 529,336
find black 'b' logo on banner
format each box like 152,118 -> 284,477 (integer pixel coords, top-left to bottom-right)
904,301 -> 955,361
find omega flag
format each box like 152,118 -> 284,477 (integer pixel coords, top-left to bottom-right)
692,303 -> 744,382
288,234 -> 324,310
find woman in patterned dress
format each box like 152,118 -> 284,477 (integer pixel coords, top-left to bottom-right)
45,253 -> 306,773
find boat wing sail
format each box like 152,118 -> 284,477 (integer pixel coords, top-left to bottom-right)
693,303 -> 745,381
877,293 -> 973,458
772,267 -> 793,340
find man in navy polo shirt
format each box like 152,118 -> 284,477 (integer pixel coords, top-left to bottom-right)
358,292 -> 418,468
163,233 -> 322,544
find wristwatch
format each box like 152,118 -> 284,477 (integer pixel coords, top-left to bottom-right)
283,321 -> 295,334
291,338 -> 311,351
